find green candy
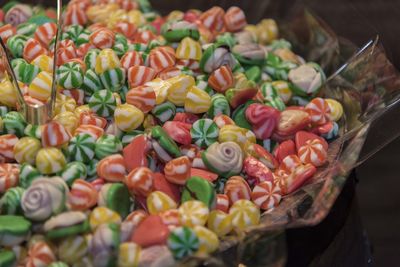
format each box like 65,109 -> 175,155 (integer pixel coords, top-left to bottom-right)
27,14 -> 55,25
137,0 -> 153,13
162,21 -> 200,42
76,29 -> 91,46
151,101 -> 176,123
215,32 -> 236,48
16,22 -> 37,36
57,162 -> 87,186
88,89 -> 117,117
24,124 -> 42,139
3,111 -> 26,137
207,93 -> 230,118
0,250 -> 16,267
84,49 -> 100,70
119,83 -> 129,103
151,126 -> 181,158
0,187 -> 25,215
265,96 -> 286,111
44,212 -> 90,239
3,1 -> 18,13
80,69 -> 102,96
245,65 -> 261,83
67,133 -> 96,163
130,42 -> 147,52
263,53 -> 297,80
11,58 -> 26,69
167,226 -> 199,259
86,159 -> 99,179
190,119 -> 219,148
13,61 -> 40,84
63,25 -> 89,46
181,176 -> 216,208
99,183 -> 131,218
231,101 -> 255,129
95,134 -> 123,159
269,39 -> 292,51
99,68 -> 126,92
121,130 -> 144,147
113,34 -> 129,56
0,106 -> 9,117
19,163 -> 41,188
0,215 -> 31,246
7,34 -> 28,58
57,62 -> 84,89
48,262 -> 69,267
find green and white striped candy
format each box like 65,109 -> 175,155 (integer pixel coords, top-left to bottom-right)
80,69 -> 102,96
16,22 -> 37,36
13,62 -> 40,84
113,34 -> 128,56
76,29 -> 90,46
151,101 -> 176,123
0,106 -> 8,117
129,43 -> 147,52
99,67 -> 126,92
0,187 -> 25,215
19,163 -> 41,188
24,124 -> 42,139
84,49 -> 100,70
260,82 -> 278,98
3,111 -> 26,137
264,96 -> 286,111
7,34 -> 28,58
190,118 -> 219,148
86,158 -> 99,179
95,134 -> 123,159
57,62 -> 84,89
167,226 -> 199,259
263,53 -> 297,80
48,262 -> 69,267
88,89 -> 117,117
119,83 -> 129,103
207,93 -> 230,118
64,25 -> 87,45
57,161 -> 87,186
121,130 -> 144,147
67,133 -> 96,163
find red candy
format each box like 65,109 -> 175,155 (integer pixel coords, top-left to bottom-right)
245,103 -> 280,139
91,178 -> 105,192
0,134 -> 18,161
162,121 -> 191,145
251,181 -> 282,210
114,21 -> 137,40
96,154 -> 127,182
295,131 -> 328,152
208,65 -> 234,93
199,6 -> 225,33
223,176 -> 251,205
127,66 -> 156,88
34,22 -> 57,47
215,194 -> 229,213
68,179 -> 98,211
274,163 -> 316,195
213,114 -> 235,128
173,112 -> 199,125
190,168 -> 218,182
79,111 -> 107,128
74,124 -> 104,140
243,156 -> 274,185
273,139 -> 296,163
0,163 -> 19,193
298,139 -> 327,167
41,121 -> 71,148
125,167 -> 154,197
305,97 -> 331,126
224,6 -> 247,32
0,24 -> 15,42
148,46 -> 176,73
126,85 -> 156,113
64,3 -> 88,25
89,28 -> 115,49
123,135 -> 150,172
163,156 -> 191,185
120,51 -> 143,70
279,155 -> 302,174
153,172 -> 181,203
131,215 -> 169,247
23,38 -> 47,63
249,144 -> 279,170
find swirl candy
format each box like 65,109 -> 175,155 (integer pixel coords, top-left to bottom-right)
0,134 -> 19,160
207,210 -> 233,237
4,112 -> 27,138
201,141 -> 243,177
305,97 -> 331,126
229,199 -> 260,231
96,154 -> 126,182
67,133 -> 96,163
34,22 -> 57,47
125,167 -> 154,197
126,85 -> 156,113
68,179 -> 98,211
224,176 -> 251,205
26,241 -> 56,267
57,62 -> 84,89
89,89 -> 117,117
193,225 -> 219,255
89,207 -> 122,230
167,226 -> 199,259
178,200 -> 209,227
95,48 -> 120,74
13,137 -> 41,165
41,121 -> 71,148
127,65 -> 157,88
0,187 -> 24,215
184,86 -> 212,114
148,46 -> 176,73
89,28 -> 115,49
251,181 -> 282,210
147,191 -> 177,215
95,134 -> 122,159
57,235 -> 88,265
100,67 -> 126,92
298,139 -> 328,167
23,38 -> 47,63
35,148 -> 66,174
190,119 -> 219,148
288,63 -> 325,96
28,71 -> 53,102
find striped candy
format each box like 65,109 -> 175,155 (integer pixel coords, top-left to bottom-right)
23,38 -> 47,63
190,119 -> 219,148
26,241 -> 56,267
7,34 -> 28,58
298,139 -> 327,167
178,200 -> 209,227
57,61 -> 84,89
0,24 -> 16,43
0,163 -> 19,194
167,226 -> 199,259
184,86 -> 212,114
84,48 -> 100,70
305,97 -> 331,125
0,134 -> 19,160
148,46 -> 176,73
208,93 -> 230,118
56,40 -> 77,66
175,37 -> 202,61
118,242 -> 141,267
95,48 -> 121,74
125,167 -> 154,197
95,134 -> 123,159
27,71 -> 53,101
79,111 -> 107,128
99,67 -> 126,92
229,199 -> 260,231
208,65 -> 234,93
245,103 -> 280,139
127,65 -> 156,88
89,206 -> 121,230
41,121 -> 71,148
64,3 -> 88,26
215,194 -> 230,213
126,85 -> 156,113
164,156 -> 191,185
74,124 -> 104,140
207,210 -> 233,237
224,6 -> 247,32
114,21 -> 137,39
35,147 -> 66,174
114,103 -> 144,132
80,69 -> 102,95
31,54 -> 53,72
88,89 -> 117,117
13,137 -> 41,165
96,154 -> 126,182
147,190 -> 177,215
120,51 -> 143,70
167,74 -> 195,106
279,154 -> 302,174
34,22 -> 57,47
199,6 -> 225,32
68,133 -> 96,163
251,181 -> 282,210
58,235 -> 89,265
89,28 -> 115,49
213,114 -> 235,128
223,176 -> 251,205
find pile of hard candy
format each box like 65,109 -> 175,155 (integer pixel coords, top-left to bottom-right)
0,0 -> 344,266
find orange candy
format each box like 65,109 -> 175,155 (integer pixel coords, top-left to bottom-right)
305,97 -> 331,126
127,66 -> 156,88
114,21 -> 137,40
68,179 -> 98,211
126,85 -> 156,113
223,176 -> 251,205
26,241 -> 56,267
34,22 -> 57,47
0,163 -> 19,194
79,111 -> 107,128
125,167 -> 154,197
297,139 -> 327,167
41,121 -> 71,148
148,46 -> 176,73
199,6 -> 225,32
164,156 -> 191,185
215,194 -> 230,213
74,124 -> 104,140
120,51 -> 143,70
96,154 -> 127,182
64,3 -> 88,25
23,38 -> 47,63
89,28 -> 115,49
208,65 -> 234,93
223,6 -> 247,32
0,134 -> 19,161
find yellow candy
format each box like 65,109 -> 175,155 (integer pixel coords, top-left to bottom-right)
87,4 -> 119,24
193,225 -> 219,255
326,98 -> 343,121
184,86 -> 211,114
272,80 -> 292,104
95,48 -> 121,75
31,54 -> 54,73
54,93 -> 77,115
176,37 -> 202,61
219,125 -> 256,149
145,78 -> 170,105
146,191 -> 177,215
256,19 -> 278,45
243,25 -> 259,41
166,74 -> 195,106
89,207 -> 122,230
74,104 -> 91,118
114,103 -> 144,132
143,114 -> 156,129
118,242 -> 141,267
113,92 -> 122,106
28,71 -> 53,101
127,10 -> 146,26
207,210 -> 233,237
273,48 -> 301,64
13,137 -> 41,165
0,117 -> 3,133
178,200 -> 209,227
107,9 -> 129,29
0,78 -> 18,107
229,199 -> 260,231
53,111 -> 79,135
166,10 -> 184,21
35,147 -> 66,174
58,235 -> 88,265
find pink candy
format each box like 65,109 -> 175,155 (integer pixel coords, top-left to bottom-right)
245,103 -> 280,139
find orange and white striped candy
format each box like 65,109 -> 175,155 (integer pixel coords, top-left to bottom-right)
208,65 -> 234,93
79,111 -> 107,128
26,241 -> 56,267
96,154 -> 127,182
176,59 -> 200,72
199,6 -> 225,32
114,21 -> 136,39
126,85 -> 156,113
0,24 -> 15,43
74,124 -> 104,140
0,134 -> 19,160
56,40 -> 77,66
0,163 -> 19,193
89,28 -> 115,49
133,30 -> 156,44
223,176 -> 251,205
41,121 -> 71,148
157,66 -> 182,80
160,209 -> 181,228
23,38 -> 47,63
215,194 -> 230,213
121,51 -> 143,70
64,3 -> 88,26
148,46 -> 176,73
163,156 -> 191,185
76,43 -> 96,58
127,65 -> 156,88
279,154 -> 302,174
213,114 -> 235,128
305,97 -> 331,126
68,179 -> 98,211
223,6 -> 247,32
147,191 -> 177,215
125,210 -> 148,226
251,181 -> 282,210
298,139 -> 327,167
125,167 -> 154,197
34,22 -> 57,47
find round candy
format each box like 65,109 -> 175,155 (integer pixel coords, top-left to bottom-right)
35,147 -> 66,174
58,235 -> 88,265
88,89 -> 117,117
190,119 -> 219,148
175,37 -> 202,61
325,98 -> 343,121
96,154 -> 126,182
120,50 -> 143,70
41,121 -> 71,148
7,34 -> 28,58
207,210 -> 233,237
84,48 -> 100,70
57,62 -> 84,89
126,85 -> 156,113
0,164 -> 19,194
95,134 -> 123,159
251,181 -> 282,210
89,28 -> 115,49
89,206 -> 121,230
147,191 -> 177,215
68,179 -> 98,211
224,6 -> 247,32
228,199 -> 260,231
178,200 -> 209,227
23,38 -> 47,63
167,226 -> 199,259
80,69 -> 102,96
0,79 -> 19,108
208,65 -> 234,93
151,101 -> 176,123
148,46 -> 176,73
0,134 -> 19,160
118,242 -> 141,267
67,133 -> 96,163
224,176 -> 251,205
245,103 -> 280,139
28,71 -> 53,102
298,139 -> 327,167
207,93 -> 231,118
95,48 -> 120,74
3,112 -> 26,137
114,103 -> 144,132
127,65 -> 156,88
0,187 -> 24,215
305,97 -> 331,125
193,225 -> 219,255
100,67 -> 126,92
34,22 -> 57,47
18,163 -> 40,189
58,161 -> 87,186
13,137 -> 41,165
26,241 -> 56,267
125,167 -> 154,197
184,86 -> 211,114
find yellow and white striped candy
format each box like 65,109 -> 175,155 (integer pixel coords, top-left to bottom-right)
219,125 -> 256,149
184,86 -> 211,114
193,225 -> 219,255
58,235 -> 88,265
0,78 -> 18,107
114,103 -> 144,132
13,137 -> 41,165
31,54 -> 54,73
53,111 -> 79,135
229,199 -> 260,231
95,48 -> 121,74
74,104 -> 91,118
166,74 -> 195,106
272,80 -> 292,104
54,93 -> 77,115
28,71 -> 53,101
89,206 -> 122,230
147,191 -> 177,215
176,37 -> 202,61
35,147 -> 66,174
326,98 -> 343,121
118,242 -> 141,267
127,9 -> 146,27
178,200 -> 209,227
145,78 -> 170,105
207,210 -> 233,237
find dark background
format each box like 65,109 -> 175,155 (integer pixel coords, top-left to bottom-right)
3,0 -> 400,265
